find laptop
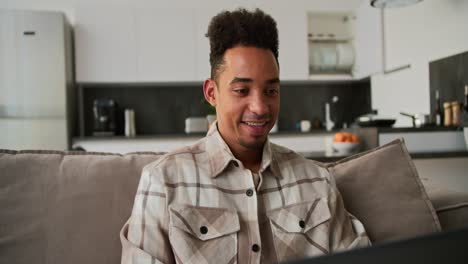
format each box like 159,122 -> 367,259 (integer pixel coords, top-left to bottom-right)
285,227 -> 468,264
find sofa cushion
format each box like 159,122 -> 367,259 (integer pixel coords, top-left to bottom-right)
326,139 -> 441,243
422,184 -> 468,231
0,150 -> 163,264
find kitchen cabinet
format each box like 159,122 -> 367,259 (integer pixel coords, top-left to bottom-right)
194,8 -> 220,80
136,8 -> 196,82
75,5 -> 310,82
195,7 -> 310,81
265,7 -> 309,80
196,7 -> 311,81
75,4 -> 137,82
76,6 -> 198,82
352,2 -> 384,79
306,3 -> 384,80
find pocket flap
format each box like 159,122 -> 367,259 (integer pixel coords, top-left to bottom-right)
169,204 -> 240,241
267,198 -> 331,233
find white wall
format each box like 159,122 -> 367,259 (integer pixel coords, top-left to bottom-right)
371,0 -> 468,127
1,0 -> 365,24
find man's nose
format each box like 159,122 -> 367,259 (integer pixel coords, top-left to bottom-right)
248,93 -> 269,116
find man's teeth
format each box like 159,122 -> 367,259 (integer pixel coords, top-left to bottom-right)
245,121 -> 266,127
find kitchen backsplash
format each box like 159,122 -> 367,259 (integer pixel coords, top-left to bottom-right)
76,79 -> 371,136
429,50 -> 468,114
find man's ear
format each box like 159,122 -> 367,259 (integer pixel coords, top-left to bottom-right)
203,79 -> 217,107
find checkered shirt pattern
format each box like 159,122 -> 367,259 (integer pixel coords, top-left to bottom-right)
121,122 -> 370,264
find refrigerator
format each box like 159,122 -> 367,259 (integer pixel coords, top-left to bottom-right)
0,9 -> 74,150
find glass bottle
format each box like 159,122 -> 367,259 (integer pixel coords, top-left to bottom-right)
464,85 -> 468,112
451,101 -> 460,127
434,90 -> 443,126
443,102 -> 452,127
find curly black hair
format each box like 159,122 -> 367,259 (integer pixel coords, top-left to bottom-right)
206,8 -> 279,81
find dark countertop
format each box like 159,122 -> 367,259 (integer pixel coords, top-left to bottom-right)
302,150 -> 468,163
377,126 -> 462,133
72,129 -> 341,141
72,126 -> 464,141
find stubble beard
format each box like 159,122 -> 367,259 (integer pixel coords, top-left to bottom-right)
238,136 -> 266,150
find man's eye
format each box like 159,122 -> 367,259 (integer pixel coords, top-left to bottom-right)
266,88 -> 279,96
233,88 -> 248,95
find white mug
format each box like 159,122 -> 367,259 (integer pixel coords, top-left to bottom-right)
300,120 -> 311,132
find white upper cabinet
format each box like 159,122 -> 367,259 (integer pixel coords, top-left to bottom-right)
195,7 -> 309,81
266,8 -> 309,81
194,8 -> 220,81
74,5 -> 321,82
352,3 -> 384,79
135,8 -> 196,82
75,4 -> 137,82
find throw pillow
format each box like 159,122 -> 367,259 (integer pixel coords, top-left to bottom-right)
328,139 -> 441,243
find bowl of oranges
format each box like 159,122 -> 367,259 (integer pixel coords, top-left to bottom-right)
332,132 -> 360,155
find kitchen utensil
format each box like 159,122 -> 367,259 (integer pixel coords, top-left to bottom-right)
400,112 -> 432,128
300,120 -> 311,132
356,112 -> 396,127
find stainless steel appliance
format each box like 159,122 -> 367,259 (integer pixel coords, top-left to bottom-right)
93,99 -> 116,136
0,10 -> 73,150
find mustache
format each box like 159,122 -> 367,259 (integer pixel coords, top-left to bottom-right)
242,113 -> 272,120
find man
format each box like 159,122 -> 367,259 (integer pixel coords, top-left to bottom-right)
121,8 -> 370,264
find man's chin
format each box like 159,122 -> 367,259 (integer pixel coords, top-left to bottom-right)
238,137 -> 266,150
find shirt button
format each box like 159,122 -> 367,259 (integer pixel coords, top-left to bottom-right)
252,244 -> 260,252
200,226 -> 208,234
246,189 -> 254,197
299,220 -> 306,228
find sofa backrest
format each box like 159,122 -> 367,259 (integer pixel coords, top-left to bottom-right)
0,150 -> 163,264
1,141 -> 451,264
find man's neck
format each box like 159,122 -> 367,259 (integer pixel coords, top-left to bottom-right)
230,146 -> 263,173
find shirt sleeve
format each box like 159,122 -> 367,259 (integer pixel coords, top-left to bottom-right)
120,165 -> 175,264
325,168 -> 371,252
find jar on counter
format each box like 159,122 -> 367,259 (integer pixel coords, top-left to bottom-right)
451,101 -> 461,127
444,102 -> 452,127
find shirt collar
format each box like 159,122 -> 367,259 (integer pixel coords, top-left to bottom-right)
205,121 -> 281,178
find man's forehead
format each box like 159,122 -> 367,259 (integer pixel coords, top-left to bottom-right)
228,77 -> 280,85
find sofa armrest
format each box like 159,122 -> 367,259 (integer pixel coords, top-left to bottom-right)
426,187 -> 468,231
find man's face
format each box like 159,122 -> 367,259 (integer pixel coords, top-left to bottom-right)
204,46 -> 280,152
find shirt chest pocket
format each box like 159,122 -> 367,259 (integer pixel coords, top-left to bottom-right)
169,204 -> 240,264
267,198 -> 331,261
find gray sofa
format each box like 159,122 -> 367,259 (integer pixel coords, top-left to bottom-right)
1,139 -> 467,264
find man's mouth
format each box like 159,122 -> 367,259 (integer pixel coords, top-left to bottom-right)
243,121 -> 268,127
241,120 -> 270,136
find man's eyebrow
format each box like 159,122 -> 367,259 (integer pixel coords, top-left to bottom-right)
229,77 -> 253,85
266,78 -> 280,84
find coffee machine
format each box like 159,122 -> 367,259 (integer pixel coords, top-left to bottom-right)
93,99 -> 117,136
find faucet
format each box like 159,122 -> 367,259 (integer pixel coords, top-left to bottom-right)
325,96 -> 339,131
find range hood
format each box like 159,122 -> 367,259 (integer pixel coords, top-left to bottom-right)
371,0 -> 423,8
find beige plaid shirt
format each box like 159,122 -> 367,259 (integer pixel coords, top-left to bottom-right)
121,123 -> 370,264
